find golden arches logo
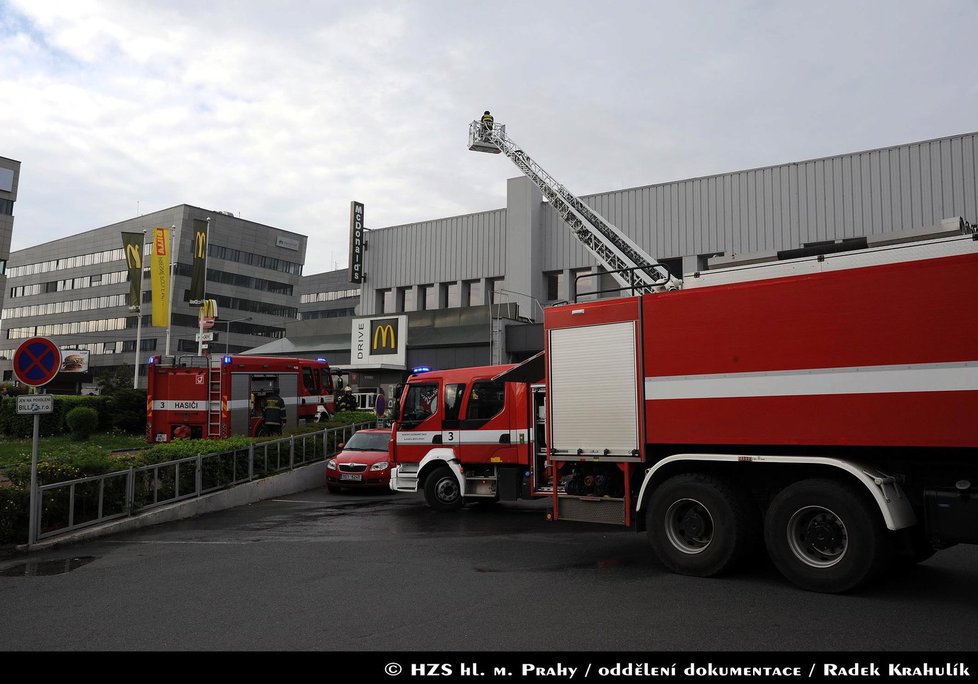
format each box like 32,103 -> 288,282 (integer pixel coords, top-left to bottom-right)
194,228 -> 207,259
372,323 -> 396,351
198,299 -> 217,320
125,243 -> 142,269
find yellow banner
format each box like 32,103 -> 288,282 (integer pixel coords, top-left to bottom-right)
150,226 -> 171,327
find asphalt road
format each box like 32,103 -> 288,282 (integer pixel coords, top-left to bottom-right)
1,488 -> 976,652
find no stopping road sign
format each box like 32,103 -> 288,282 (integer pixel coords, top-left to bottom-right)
13,337 -> 62,387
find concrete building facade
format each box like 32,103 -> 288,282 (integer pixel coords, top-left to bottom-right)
1,205 -> 306,389
0,156 -> 20,314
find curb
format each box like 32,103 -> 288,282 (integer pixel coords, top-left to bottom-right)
17,458 -> 328,552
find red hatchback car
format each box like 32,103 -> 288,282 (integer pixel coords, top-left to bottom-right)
326,429 -> 393,493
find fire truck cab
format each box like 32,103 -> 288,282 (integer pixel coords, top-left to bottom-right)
389,365 -> 550,509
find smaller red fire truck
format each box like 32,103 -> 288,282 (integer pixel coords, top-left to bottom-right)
389,365 -> 544,510
146,354 -> 335,442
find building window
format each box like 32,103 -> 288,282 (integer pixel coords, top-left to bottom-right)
418,284 -> 434,310
399,287 -> 415,312
545,271 -> 564,302
444,282 -> 460,308
382,289 -> 395,314
466,280 -> 484,307
487,278 -> 504,304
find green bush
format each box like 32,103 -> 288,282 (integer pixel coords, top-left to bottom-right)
65,406 -> 99,441
0,488 -> 29,544
0,394 -> 111,438
107,388 -> 147,434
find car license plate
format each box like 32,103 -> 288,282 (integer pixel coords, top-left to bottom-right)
340,474 -> 362,481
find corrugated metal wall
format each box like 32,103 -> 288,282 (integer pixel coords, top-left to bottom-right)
365,132 -> 977,295
366,209 -> 507,289
544,132 -> 977,269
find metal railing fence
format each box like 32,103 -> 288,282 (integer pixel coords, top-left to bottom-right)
34,421 -> 374,541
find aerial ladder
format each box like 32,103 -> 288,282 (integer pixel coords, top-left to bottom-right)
469,118 -> 682,293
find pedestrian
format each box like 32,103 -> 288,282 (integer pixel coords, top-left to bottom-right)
336,385 -> 359,412
0,387 -> 8,402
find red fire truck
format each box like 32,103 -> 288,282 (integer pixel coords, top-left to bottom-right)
387,119 -> 978,592
390,364 -> 542,509
146,354 -> 335,442
391,227 -> 978,592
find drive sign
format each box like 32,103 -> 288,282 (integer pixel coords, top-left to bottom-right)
13,337 -> 62,387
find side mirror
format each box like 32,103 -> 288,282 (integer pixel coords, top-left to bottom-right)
336,442 -> 345,451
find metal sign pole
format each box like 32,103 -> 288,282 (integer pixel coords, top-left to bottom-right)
133,229 -> 147,389
28,406 -> 39,551
164,225 -> 177,357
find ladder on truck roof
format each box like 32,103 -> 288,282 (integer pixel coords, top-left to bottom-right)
207,357 -> 223,438
469,119 -> 682,293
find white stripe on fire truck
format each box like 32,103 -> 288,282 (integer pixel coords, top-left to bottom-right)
645,361 -> 978,400
153,400 -> 207,411
395,429 -> 530,445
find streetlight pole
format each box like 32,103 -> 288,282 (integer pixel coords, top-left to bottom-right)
223,316 -> 252,355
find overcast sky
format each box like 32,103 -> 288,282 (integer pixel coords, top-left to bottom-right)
2,0 -> 976,275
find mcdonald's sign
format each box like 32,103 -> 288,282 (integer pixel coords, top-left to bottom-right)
370,318 -> 398,355
188,218 -> 208,305
121,232 -> 144,311
198,298 -> 218,329
349,201 -> 364,283
350,315 -> 407,367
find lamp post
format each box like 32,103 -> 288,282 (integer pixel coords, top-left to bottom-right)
222,316 -> 252,355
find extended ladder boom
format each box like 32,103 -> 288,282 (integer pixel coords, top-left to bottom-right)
469,120 -> 681,293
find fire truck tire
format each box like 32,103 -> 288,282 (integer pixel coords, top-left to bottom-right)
764,478 -> 892,593
646,473 -> 759,577
424,466 -> 464,511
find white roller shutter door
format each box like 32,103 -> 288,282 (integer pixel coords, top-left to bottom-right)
549,321 -> 639,456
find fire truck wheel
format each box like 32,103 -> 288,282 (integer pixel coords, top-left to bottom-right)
647,473 -> 759,577
764,478 -> 892,593
424,466 -> 464,511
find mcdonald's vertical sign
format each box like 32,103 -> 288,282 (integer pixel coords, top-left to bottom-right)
349,201 -> 364,283
188,219 -> 208,305
121,232 -> 144,311
150,226 -> 171,328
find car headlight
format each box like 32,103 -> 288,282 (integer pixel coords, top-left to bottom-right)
370,461 -> 389,472
326,459 -> 337,470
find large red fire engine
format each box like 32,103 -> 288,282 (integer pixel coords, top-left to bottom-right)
391,227 -> 978,592
387,119 -> 978,593
146,354 -> 335,442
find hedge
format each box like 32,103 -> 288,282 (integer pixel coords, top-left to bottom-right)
0,391 -> 147,439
